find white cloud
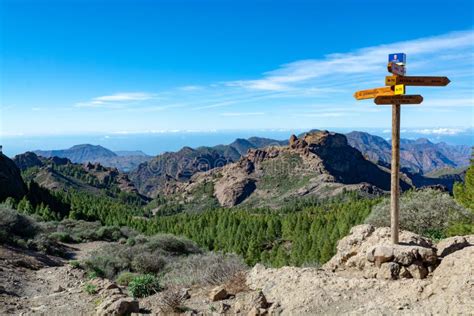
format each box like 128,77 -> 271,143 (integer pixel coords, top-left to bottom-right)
226,30 -> 474,91
75,92 -> 154,108
413,128 -> 466,135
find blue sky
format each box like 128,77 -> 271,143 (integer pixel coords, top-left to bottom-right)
1,0 -> 473,138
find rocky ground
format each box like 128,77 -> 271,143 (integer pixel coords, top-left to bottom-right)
1,226 -> 473,315
0,242 -> 107,315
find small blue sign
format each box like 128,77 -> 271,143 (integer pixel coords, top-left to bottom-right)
388,53 -> 406,65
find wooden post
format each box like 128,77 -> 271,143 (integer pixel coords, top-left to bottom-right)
390,103 -> 401,244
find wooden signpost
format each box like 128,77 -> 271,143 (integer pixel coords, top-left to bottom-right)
354,53 -> 450,244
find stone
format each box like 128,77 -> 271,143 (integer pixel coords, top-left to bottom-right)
392,246 -> 415,266
407,261 -> 429,279
373,245 -> 394,267
399,267 -> 412,279
218,302 -> 231,313
209,286 -> 228,302
96,296 -> 139,316
436,236 -> 470,257
377,262 -> 400,280
250,290 -> 269,309
53,285 -> 65,293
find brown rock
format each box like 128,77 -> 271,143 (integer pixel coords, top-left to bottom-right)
373,245 -> 394,267
209,286 -> 228,302
377,262 -> 400,280
407,261 -> 428,279
96,296 -> 139,316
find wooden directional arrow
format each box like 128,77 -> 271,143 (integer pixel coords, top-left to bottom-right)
354,85 -> 405,100
385,75 -> 450,87
354,86 -> 394,100
387,62 -> 406,76
374,95 -> 423,105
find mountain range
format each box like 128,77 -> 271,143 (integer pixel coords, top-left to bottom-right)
34,145 -> 152,172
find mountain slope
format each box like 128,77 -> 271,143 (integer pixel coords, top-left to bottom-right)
13,152 -> 145,201
156,131 -> 413,210
346,131 -> 471,173
129,136 -> 288,198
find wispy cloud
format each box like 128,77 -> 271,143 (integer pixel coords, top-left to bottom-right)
226,30 -> 474,92
75,92 -> 155,107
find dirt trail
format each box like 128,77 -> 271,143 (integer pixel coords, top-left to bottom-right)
0,242 -> 108,315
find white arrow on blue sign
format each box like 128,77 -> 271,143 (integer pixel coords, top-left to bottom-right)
388,53 -> 406,65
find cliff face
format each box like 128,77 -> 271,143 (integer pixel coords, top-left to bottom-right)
0,153 -> 27,201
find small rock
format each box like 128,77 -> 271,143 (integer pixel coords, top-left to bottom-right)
53,285 -> 65,293
218,302 -> 231,313
407,261 -> 429,279
96,296 -> 139,316
373,245 -> 394,267
399,266 -> 412,279
209,286 -> 228,302
377,262 -> 400,280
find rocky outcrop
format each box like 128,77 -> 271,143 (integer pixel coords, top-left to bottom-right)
13,151 -> 44,171
0,153 -> 27,201
169,131 -> 412,208
324,224 -> 439,278
245,229 -> 473,315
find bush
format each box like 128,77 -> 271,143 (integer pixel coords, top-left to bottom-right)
131,252 -> 167,274
158,286 -> 188,313
84,283 -> 98,295
0,204 -> 38,243
116,271 -> 139,286
163,252 -> 247,287
84,246 -> 130,279
128,274 -> 161,298
49,232 -> 73,243
365,189 -> 474,238
142,234 -> 201,255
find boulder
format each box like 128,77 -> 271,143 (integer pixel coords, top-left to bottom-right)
372,245 -> 394,267
96,296 -> 139,316
209,286 -> 228,302
324,225 -> 434,272
407,261 -> 429,279
377,262 -> 400,280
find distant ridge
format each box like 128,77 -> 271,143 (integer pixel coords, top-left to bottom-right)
34,144 -> 117,163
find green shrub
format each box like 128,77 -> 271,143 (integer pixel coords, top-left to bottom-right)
69,260 -> 81,269
116,271 -> 139,286
128,274 -> 161,298
49,232 -> 73,243
84,283 -> 98,295
365,189 -> 474,237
